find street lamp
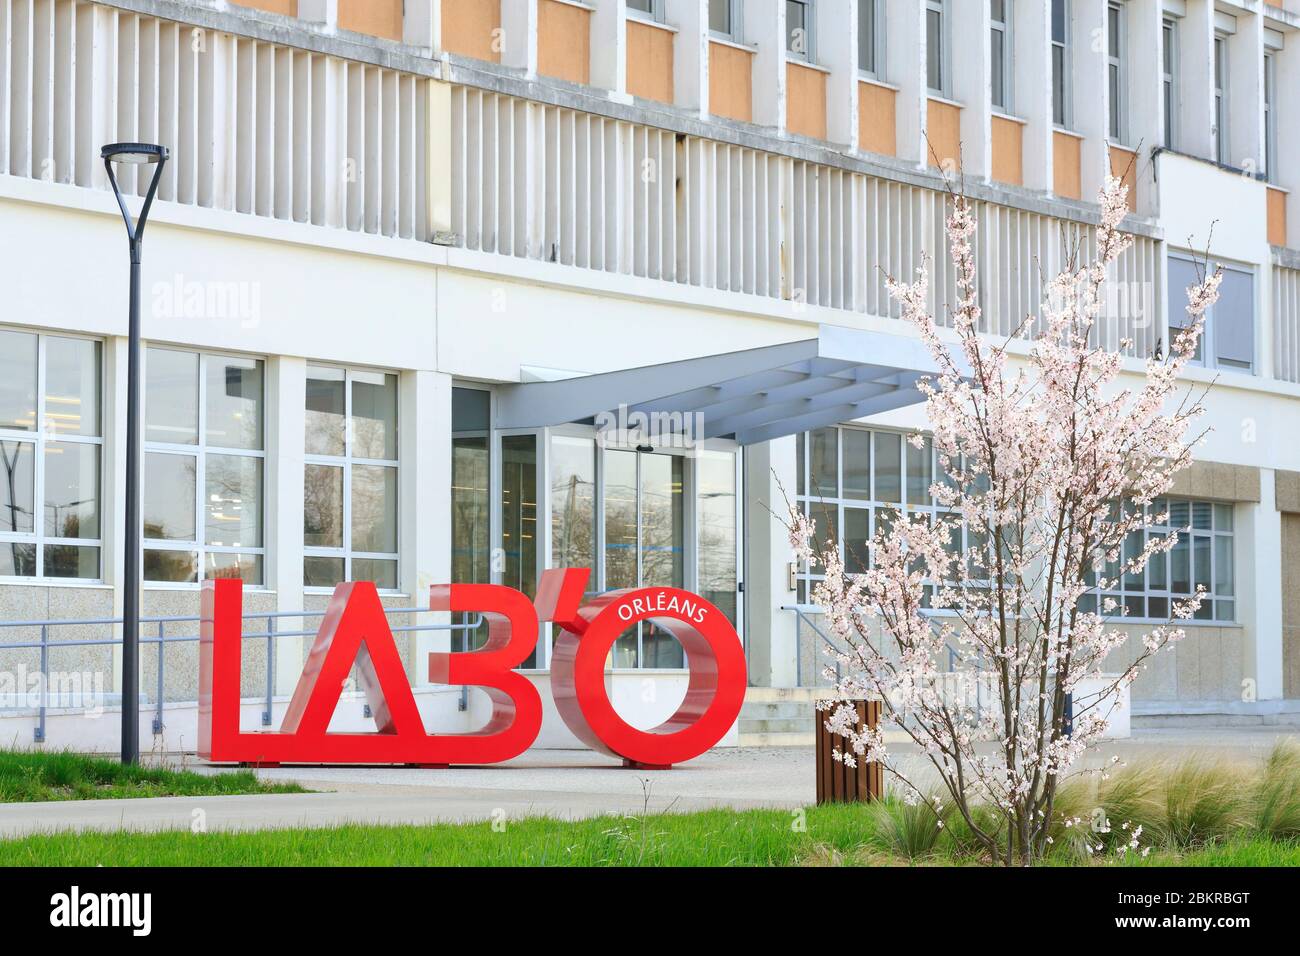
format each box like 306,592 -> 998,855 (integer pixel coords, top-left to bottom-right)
102,142 -> 169,766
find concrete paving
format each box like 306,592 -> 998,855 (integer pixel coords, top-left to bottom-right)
0,729 -> 1295,838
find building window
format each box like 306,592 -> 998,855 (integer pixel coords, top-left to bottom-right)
926,0 -> 949,96
604,448 -> 687,668
858,0 -> 882,77
1167,253 -> 1255,373
990,0 -> 1012,112
1214,34 -> 1229,165
698,449 -> 739,627
626,0 -> 664,24
0,330 -> 102,581
1162,17 -> 1178,149
143,349 -> 264,585
1081,499 -> 1235,623
1051,0 -> 1070,126
786,0 -> 814,60
1264,52 -> 1276,183
304,365 -> 398,590
795,426 -> 958,605
451,387 -> 490,588
1107,2 -> 1126,142
709,0 -> 742,40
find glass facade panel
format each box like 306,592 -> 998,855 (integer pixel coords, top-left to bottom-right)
451,436 -> 490,584
206,355 -> 263,450
0,330 -> 37,431
305,366 -> 398,589
809,427 -> 838,498
874,432 -> 902,503
604,449 -> 639,668
352,372 -> 398,461
45,337 -> 100,437
205,455 -> 262,548
305,367 -> 347,457
44,442 -> 99,539
858,0 -> 876,74
842,429 -> 871,500
351,465 -> 397,554
304,464 -> 344,549
145,348 -> 199,445
0,441 -> 35,533
551,436 -> 596,572
697,451 -> 738,626
144,453 -> 197,541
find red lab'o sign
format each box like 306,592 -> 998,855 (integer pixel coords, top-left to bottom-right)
198,568 -> 747,768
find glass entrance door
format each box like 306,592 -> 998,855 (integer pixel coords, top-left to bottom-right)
603,448 -> 686,668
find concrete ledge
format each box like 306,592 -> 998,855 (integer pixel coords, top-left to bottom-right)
1133,699 -> 1300,729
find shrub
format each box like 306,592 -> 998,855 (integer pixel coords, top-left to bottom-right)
1162,756 -> 1244,849
1248,742 -> 1300,841
864,796 -> 950,861
1096,761 -> 1168,848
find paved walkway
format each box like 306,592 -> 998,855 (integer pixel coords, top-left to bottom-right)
0,729 -> 1295,838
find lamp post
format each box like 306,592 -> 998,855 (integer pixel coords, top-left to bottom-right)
102,142 -> 169,765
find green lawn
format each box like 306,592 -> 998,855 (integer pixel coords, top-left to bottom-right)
0,750 -> 305,803
2,804 -> 1297,867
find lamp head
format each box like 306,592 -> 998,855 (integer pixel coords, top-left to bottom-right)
101,143 -> 169,165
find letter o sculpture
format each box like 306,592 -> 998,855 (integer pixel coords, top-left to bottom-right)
549,587 -> 747,769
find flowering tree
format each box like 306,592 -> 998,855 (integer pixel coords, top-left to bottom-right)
788,177 -> 1222,866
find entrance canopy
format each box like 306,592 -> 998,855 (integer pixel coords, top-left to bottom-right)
494,324 -> 957,445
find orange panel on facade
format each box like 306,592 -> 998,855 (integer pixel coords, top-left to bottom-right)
990,115 -> 1023,186
857,81 -> 895,156
1109,145 -> 1138,211
925,99 -> 961,171
338,0 -> 403,42
441,0 -> 502,62
1053,131 -> 1082,200
709,41 -> 752,123
1268,187 -> 1289,248
538,0 -> 590,85
786,62 -> 827,141
230,0 -> 296,15
626,19 -> 674,104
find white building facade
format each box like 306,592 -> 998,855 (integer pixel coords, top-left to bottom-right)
1,0 -> 1299,751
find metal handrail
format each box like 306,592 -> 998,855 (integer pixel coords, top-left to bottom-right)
0,606 -> 483,744
781,603 -> 985,718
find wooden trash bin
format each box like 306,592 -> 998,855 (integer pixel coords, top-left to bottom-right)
815,699 -> 883,804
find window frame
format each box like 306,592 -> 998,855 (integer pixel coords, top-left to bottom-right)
1167,251 -> 1256,374
0,329 -> 104,584
794,425 -> 972,608
785,0 -> 816,63
857,0 -> 884,79
1264,51 -> 1277,183
1051,0 -> 1072,129
925,0 -> 951,97
990,0 -> 1013,113
1107,1 -> 1127,144
1161,16 -> 1178,149
1214,33 -> 1229,165
708,0 -> 743,42
625,0 -> 666,26
142,347 -> 267,588
1081,499 -> 1236,624
303,363 -> 401,594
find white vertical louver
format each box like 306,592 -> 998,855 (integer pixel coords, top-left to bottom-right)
0,0 -> 430,240
0,1 -> 1168,359
1274,265 -> 1300,384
